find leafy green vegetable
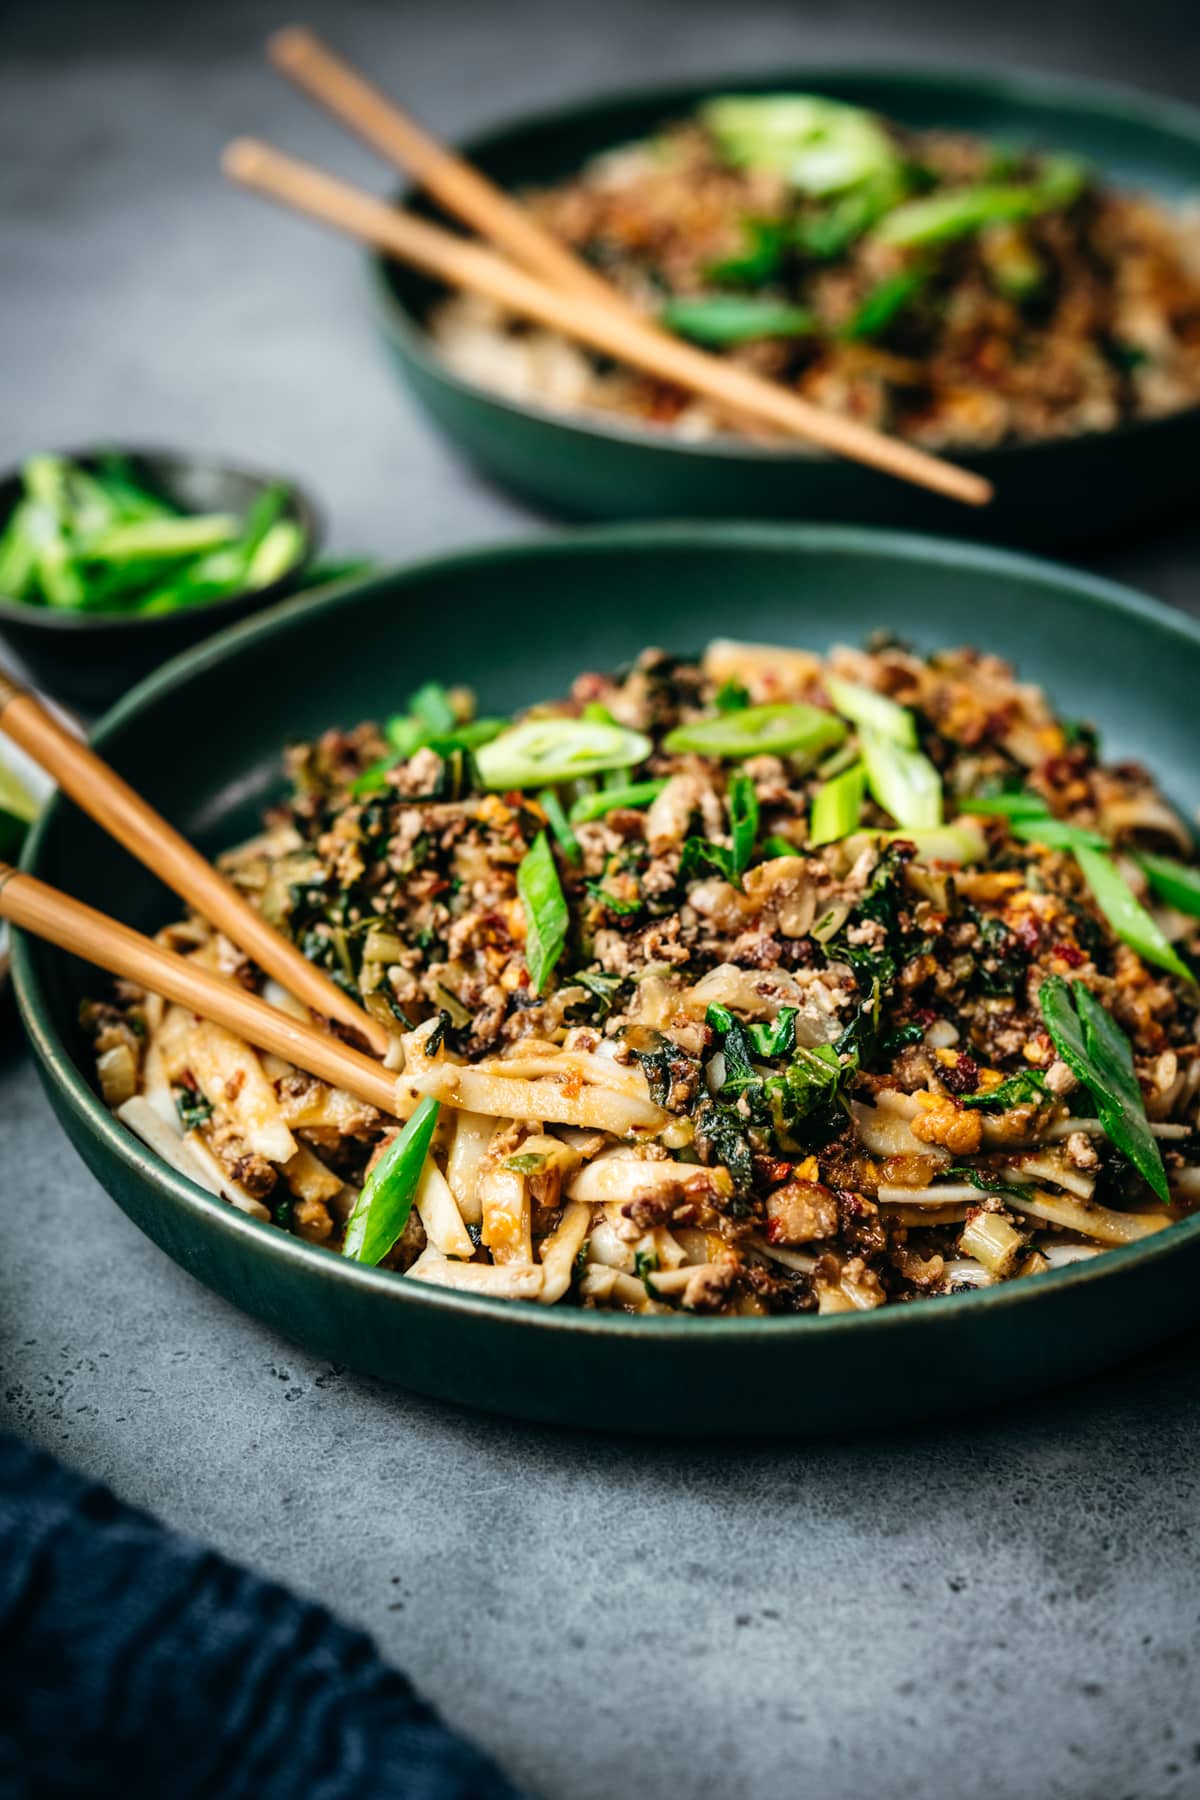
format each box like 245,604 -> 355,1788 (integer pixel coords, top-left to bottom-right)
728,771 -> 759,877
877,158 -> 1087,247
343,1096 -> 441,1264
1136,851 -> 1200,919
714,679 -> 750,712
660,295 -> 818,346
569,779 -> 668,824
747,1008 -> 798,1057
663,701 -> 845,760
538,787 -> 582,864
843,266 -> 929,340
408,681 -> 458,737
1011,817 -> 1110,852
568,969 -> 624,1018
860,725 -> 942,829
174,1087 -> 214,1131
1075,846 -> 1196,984
964,789 -> 1054,820
706,218 -> 790,286
1038,975 -> 1168,1201
701,94 -> 900,196
823,674 -> 916,746
678,836 -> 736,883
810,762 -> 865,846
960,1069 -> 1047,1111
791,176 -> 900,260
585,878 -> 642,918
517,831 -> 569,993
476,717 -> 651,789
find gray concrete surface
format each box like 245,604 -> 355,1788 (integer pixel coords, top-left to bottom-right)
2,3 -> 1199,1795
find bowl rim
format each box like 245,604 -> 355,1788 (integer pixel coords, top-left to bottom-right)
370,58 -> 1200,471
14,519 -> 1200,1343
0,444 -> 324,636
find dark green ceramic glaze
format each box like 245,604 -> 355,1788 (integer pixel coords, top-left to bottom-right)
14,526 -> 1200,1435
373,67 -> 1200,547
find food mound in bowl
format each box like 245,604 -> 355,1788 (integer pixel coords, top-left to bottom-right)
429,92 -> 1200,450
87,636 -> 1200,1316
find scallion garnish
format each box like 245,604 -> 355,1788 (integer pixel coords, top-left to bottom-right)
859,725 -> 942,829
823,674 -> 916,746
1011,817 -> 1110,852
1075,846 -> 1196,985
728,771 -> 760,876
343,1096 -> 441,1265
569,779 -> 668,825
809,762 -> 865,845
1038,976 -> 1168,1200
663,701 -> 845,760
1136,851 -> 1200,918
660,295 -> 819,346
517,831 -> 570,993
476,718 -> 652,790
538,787 -> 582,864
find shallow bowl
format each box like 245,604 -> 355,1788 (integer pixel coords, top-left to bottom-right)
374,66 -> 1200,547
14,524 -> 1200,1434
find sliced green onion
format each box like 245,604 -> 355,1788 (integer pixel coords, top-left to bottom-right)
245,520 -> 304,588
663,701 -> 845,760
705,218 -> 790,287
1038,977 -> 1168,1201
660,295 -> 818,346
963,790 -> 1052,820
517,831 -> 570,993
701,94 -> 899,196
569,779 -> 668,825
859,725 -> 942,830
877,161 -> 1086,249
823,674 -> 916,747
476,717 -> 651,790
1075,846 -> 1196,984
409,681 -> 458,737
1136,851 -> 1200,918
1011,817 -> 1111,853
843,267 -> 928,341
810,762 -> 865,845
343,1096 -> 441,1265
83,514 -> 241,562
539,788 -> 582,864
845,821 -> 985,864
728,770 -> 760,876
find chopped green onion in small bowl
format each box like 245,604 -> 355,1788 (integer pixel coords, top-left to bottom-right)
0,448 -> 323,709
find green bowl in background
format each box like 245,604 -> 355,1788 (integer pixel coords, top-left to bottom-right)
373,66 -> 1200,547
13,525 -> 1200,1436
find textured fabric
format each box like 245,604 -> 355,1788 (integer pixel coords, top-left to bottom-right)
0,1433 -> 524,1800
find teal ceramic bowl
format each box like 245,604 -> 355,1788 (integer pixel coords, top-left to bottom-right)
13,525 -> 1200,1436
373,66 -> 1200,547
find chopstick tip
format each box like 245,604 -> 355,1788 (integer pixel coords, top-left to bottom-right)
267,23 -> 319,72
222,137 -> 270,184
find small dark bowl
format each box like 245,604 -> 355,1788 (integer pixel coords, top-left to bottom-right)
373,64 -> 1200,548
0,448 -> 322,711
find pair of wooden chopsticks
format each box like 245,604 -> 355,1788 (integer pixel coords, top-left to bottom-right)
222,27 -> 992,509
0,670 -> 397,1122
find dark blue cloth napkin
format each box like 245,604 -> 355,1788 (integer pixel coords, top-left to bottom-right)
0,1433 -> 525,1799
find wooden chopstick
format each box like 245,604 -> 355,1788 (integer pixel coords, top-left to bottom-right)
268,25 -> 623,311
222,139 -> 991,507
0,860 -> 399,1115
0,670 -> 391,1055
266,25 -> 768,439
